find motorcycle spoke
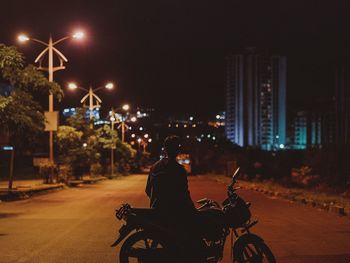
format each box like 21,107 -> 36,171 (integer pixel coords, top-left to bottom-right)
242,244 -> 265,262
143,239 -> 150,249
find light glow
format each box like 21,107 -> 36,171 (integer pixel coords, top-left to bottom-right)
122,104 -> 130,111
130,117 -> 137,122
68,82 -> 78,90
72,31 -> 84,39
105,82 -> 114,90
18,34 -> 30,42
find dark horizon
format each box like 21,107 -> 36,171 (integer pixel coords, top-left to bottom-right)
1,1 -> 350,118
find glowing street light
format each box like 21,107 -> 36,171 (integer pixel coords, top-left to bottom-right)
105,82 -> 114,90
68,82 -> 78,90
68,82 -> 114,128
130,116 -> 137,122
18,34 -> 30,42
122,104 -> 130,111
72,31 -> 84,39
110,104 -> 131,143
17,30 -> 85,164
118,104 -> 130,143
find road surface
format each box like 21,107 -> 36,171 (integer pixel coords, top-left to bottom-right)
0,175 -> 349,263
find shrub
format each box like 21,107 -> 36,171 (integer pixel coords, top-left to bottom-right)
39,163 -> 58,184
90,163 -> 102,177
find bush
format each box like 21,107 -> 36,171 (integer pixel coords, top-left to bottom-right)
58,164 -> 71,184
90,163 -> 102,177
39,163 -> 58,184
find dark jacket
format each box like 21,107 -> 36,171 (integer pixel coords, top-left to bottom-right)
145,157 -> 195,212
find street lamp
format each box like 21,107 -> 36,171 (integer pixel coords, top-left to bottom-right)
109,109 -> 117,178
108,104 -> 130,177
68,82 -> 114,128
17,30 -> 85,164
110,104 -> 131,143
122,104 -> 130,111
137,138 -> 150,153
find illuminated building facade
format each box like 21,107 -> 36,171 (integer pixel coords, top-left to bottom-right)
225,48 -> 287,150
291,111 -> 323,149
62,107 -> 101,121
334,66 -> 350,145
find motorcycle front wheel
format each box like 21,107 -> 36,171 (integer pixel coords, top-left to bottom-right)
119,230 -> 178,263
233,234 -> 276,263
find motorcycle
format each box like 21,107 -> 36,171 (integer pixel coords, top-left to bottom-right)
112,168 -> 276,263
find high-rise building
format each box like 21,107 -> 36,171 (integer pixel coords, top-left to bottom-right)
334,66 -> 350,145
290,111 -> 323,149
225,48 -> 287,150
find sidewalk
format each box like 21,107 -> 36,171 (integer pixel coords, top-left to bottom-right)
0,175 -> 107,201
0,179 -> 65,201
0,179 -> 43,189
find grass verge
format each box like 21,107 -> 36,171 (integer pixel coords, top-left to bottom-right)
200,174 -> 350,216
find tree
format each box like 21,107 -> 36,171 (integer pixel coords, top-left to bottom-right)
95,125 -> 136,174
0,43 -> 63,153
56,125 -> 87,178
66,107 -> 91,136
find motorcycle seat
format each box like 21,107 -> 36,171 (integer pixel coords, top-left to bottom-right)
131,208 -> 157,216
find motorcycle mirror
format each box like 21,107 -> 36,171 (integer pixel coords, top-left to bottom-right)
232,167 -> 240,180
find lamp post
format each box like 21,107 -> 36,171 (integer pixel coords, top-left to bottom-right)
68,82 -> 114,128
110,104 -> 131,143
110,110 -> 117,177
118,104 -> 130,143
17,31 -> 85,164
109,104 -> 130,177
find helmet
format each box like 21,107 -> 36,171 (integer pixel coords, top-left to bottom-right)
164,135 -> 181,157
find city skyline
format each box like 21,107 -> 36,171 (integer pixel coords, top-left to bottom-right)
1,1 -> 349,116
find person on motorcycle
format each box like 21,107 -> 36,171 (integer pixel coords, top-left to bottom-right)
146,135 -> 194,212
145,135 -> 203,262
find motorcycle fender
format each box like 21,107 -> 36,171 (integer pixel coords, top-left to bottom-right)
232,233 -> 264,254
111,224 -> 134,247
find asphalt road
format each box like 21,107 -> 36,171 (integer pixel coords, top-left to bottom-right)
0,175 -> 350,263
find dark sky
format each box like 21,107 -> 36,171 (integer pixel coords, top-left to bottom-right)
1,0 -> 350,118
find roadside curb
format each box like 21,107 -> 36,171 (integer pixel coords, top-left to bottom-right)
82,176 -> 107,184
242,184 -> 348,218
202,176 -> 349,218
67,176 -> 108,187
0,184 -> 65,202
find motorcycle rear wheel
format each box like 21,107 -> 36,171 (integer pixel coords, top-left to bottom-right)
119,230 -> 178,263
233,234 -> 276,263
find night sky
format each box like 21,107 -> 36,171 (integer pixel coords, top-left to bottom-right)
1,1 -> 350,118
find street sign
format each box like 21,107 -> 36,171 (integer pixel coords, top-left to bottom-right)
33,157 -> 50,167
44,111 -> 59,131
2,146 -> 14,151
